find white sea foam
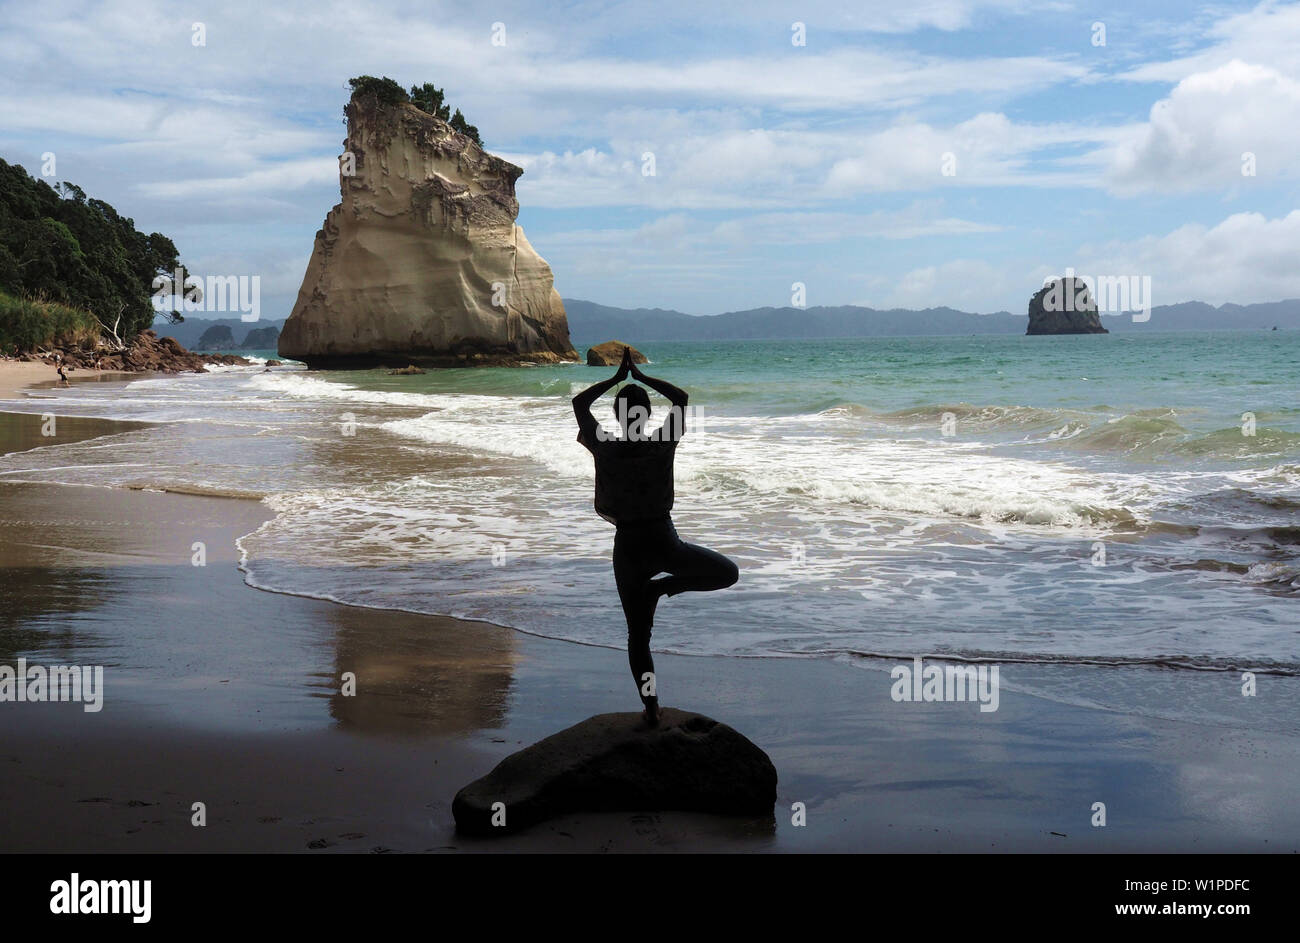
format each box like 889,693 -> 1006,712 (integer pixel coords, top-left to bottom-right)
243,371 -> 484,410
9,347 -> 1299,682
378,401 -> 1143,530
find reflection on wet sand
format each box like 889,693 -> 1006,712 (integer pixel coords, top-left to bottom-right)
323,600 -> 518,734
0,472 -> 519,737
0,566 -> 116,667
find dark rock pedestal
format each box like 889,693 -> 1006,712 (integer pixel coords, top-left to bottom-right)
452,709 -> 777,835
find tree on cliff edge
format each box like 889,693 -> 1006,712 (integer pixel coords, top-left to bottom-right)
347,75 -> 408,107
346,76 -> 483,147
408,82 -> 448,119
448,108 -> 481,146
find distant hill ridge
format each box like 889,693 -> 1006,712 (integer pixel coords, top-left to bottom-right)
157,298 -> 1299,354
562,298 -> 1300,343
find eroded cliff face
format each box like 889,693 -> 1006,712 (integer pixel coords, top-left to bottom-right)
279,96 -> 577,366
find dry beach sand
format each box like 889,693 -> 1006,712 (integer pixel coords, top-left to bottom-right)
0,364 -> 1297,853
0,361 -> 141,401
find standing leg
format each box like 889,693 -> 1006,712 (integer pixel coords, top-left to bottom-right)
612,531 -> 661,723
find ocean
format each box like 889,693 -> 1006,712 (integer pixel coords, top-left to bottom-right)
4,331 -> 1298,731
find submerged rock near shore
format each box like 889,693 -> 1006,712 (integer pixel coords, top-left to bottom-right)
1027,277 -> 1109,335
586,340 -> 647,366
452,709 -> 777,835
278,93 -> 577,367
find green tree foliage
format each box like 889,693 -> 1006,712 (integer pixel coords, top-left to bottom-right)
409,82 -> 449,120
346,76 -> 483,146
0,158 -> 185,348
346,75 -> 410,107
448,108 -> 482,147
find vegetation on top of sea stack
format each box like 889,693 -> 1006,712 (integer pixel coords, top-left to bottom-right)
0,157 -> 187,354
346,75 -> 483,146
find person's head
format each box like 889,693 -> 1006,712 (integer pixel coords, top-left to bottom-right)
614,383 -> 651,439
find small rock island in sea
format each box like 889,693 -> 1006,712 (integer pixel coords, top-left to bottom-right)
279,78 -> 578,367
1026,276 -> 1109,335
586,340 -> 647,366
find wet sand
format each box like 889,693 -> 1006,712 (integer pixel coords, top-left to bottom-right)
0,410 -> 149,457
1,465 -> 1297,852
1,381 -> 1298,854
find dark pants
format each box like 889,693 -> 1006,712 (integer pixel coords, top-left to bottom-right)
612,516 -> 739,710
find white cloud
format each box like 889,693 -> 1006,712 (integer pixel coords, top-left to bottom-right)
882,258 -> 1012,309
514,50 -> 1090,113
135,157 -> 340,199
1074,209 -> 1300,306
1118,1 -> 1300,85
512,114 -> 1115,209
822,112 -> 1113,194
1109,60 -> 1300,193
542,202 -> 996,251
554,0 -> 1058,38
709,206 -> 1000,244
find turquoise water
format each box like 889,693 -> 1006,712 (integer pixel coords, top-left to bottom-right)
4,332 -> 1297,703
338,331 -> 1300,451
229,332 -> 1300,471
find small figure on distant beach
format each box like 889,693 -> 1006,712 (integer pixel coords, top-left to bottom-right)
55,358 -> 69,386
573,347 -> 738,726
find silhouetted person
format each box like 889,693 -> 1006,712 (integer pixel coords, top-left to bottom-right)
55,359 -> 69,386
574,347 -> 738,726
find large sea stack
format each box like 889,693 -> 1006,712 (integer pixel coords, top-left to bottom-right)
279,93 -> 578,367
1026,277 -> 1109,335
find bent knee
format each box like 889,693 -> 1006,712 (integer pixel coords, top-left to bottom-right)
721,558 -> 739,588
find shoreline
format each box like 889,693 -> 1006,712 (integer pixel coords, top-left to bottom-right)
0,361 -> 157,458
0,359 -> 146,401
1,371 -> 1298,852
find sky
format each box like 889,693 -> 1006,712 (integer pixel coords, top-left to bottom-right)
2,0 -> 1300,318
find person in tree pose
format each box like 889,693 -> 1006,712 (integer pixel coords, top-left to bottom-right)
573,347 -> 738,726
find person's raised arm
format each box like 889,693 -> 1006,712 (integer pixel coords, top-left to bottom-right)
628,349 -> 688,439
572,349 -> 630,442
